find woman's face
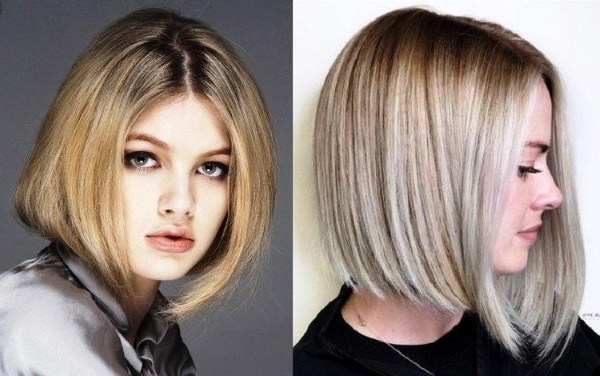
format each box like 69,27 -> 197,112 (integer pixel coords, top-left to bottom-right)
492,82 -> 563,274
122,95 -> 230,284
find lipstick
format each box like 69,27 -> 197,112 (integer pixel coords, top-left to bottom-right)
146,227 -> 194,253
146,236 -> 193,253
517,224 -> 541,243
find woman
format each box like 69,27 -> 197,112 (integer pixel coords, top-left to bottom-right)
0,8 -> 275,375
294,7 -> 600,375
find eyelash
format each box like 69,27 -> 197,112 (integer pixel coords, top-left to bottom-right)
517,166 -> 542,179
123,151 -> 229,180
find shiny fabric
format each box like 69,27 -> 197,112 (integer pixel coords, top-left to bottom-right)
0,242 -> 197,375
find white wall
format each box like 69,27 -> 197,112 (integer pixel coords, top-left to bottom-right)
294,0 -> 600,344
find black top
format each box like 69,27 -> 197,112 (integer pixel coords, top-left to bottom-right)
294,285 -> 600,376
330,304 -> 476,374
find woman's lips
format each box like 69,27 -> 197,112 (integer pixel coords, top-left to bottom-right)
517,224 -> 541,243
517,230 -> 538,243
146,235 -> 194,253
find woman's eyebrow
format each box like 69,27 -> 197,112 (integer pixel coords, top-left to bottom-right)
199,146 -> 231,158
126,132 -> 231,157
126,132 -> 171,151
525,141 -> 549,154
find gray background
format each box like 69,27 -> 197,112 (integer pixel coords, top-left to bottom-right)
0,1 -> 291,375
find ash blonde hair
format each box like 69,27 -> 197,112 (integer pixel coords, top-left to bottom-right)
14,8 -> 275,319
315,8 -> 584,362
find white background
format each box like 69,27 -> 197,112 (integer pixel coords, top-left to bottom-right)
294,0 -> 600,344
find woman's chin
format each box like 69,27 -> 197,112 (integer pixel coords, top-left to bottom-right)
493,249 -> 529,275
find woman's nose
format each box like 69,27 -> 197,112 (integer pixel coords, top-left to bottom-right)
531,172 -> 563,211
158,176 -> 195,219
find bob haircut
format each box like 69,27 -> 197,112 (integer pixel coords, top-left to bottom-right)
315,7 -> 584,362
14,8 -> 275,319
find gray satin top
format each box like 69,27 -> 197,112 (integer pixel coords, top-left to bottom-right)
0,243 -> 197,375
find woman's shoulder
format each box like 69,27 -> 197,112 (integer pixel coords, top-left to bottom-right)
0,247 -> 127,375
577,317 -> 600,352
567,318 -> 600,368
0,247 -> 104,325
294,285 -> 363,375
532,317 -> 600,375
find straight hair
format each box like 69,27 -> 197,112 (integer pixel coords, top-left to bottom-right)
314,7 -> 584,362
14,8 -> 276,320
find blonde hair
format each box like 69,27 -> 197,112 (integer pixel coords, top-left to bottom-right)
14,8 -> 275,319
315,8 -> 584,362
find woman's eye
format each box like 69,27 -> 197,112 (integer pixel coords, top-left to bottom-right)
517,165 -> 542,179
124,152 -> 158,169
198,162 -> 229,178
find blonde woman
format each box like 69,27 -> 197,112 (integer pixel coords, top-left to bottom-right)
294,7 -> 599,375
0,8 -> 274,375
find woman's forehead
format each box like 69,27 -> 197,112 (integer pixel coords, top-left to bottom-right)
127,96 -> 230,152
524,82 -> 553,146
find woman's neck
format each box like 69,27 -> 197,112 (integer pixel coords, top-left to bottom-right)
123,276 -> 160,346
341,291 -> 464,345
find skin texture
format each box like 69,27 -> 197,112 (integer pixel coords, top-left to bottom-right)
121,94 -> 230,342
492,81 -> 563,274
342,293 -> 464,345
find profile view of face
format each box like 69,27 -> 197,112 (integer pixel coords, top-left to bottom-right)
493,81 -> 563,274
122,95 -> 230,284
